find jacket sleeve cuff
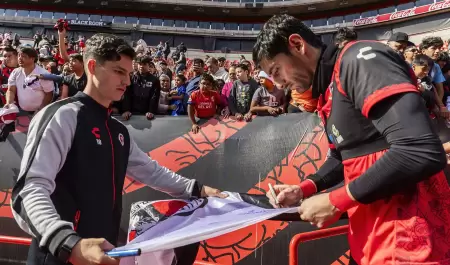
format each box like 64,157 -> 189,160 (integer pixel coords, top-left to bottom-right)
299,179 -> 317,198
47,226 -> 78,257
329,186 -> 359,212
191,180 -> 203,198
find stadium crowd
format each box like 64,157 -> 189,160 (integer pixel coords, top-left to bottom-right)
0,25 -> 450,136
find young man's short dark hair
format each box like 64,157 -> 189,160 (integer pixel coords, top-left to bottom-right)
253,14 -> 323,66
413,54 -> 433,68
437,52 -> 449,64
207,57 -> 219,65
420,36 -> 444,50
135,55 -> 152,65
193,58 -> 205,67
334,27 -> 358,46
19,46 -> 38,62
236,63 -> 249,73
3,46 -> 17,56
83,33 -> 136,65
176,74 -> 186,82
69,53 -> 83,62
200,73 -> 214,84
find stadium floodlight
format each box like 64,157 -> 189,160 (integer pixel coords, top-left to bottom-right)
101,1 -> 108,5
30,0 -> 38,2
307,6 -> 316,10
54,0 -> 62,3
222,9 -> 229,14
77,0 -> 84,4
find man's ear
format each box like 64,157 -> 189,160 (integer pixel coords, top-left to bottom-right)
87,59 -> 96,75
288,34 -> 305,55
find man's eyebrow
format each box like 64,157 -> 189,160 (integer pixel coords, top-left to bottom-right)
114,66 -> 128,72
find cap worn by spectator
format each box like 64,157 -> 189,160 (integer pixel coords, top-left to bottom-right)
389,32 -> 415,47
258,71 -> 274,84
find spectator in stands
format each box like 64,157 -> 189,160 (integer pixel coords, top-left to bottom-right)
33,31 -> 42,49
188,73 -> 223,134
57,28 -> 77,65
122,55 -> 160,120
240,55 -> 246,62
220,65 -> 237,111
163,41 -> 171,60
241,60 -> 253,73
148,61 -> 158,76
437,52 -> 449,69
286,86 -> 318,113
158,74 -> 176,114
174,51 -> 186,74
62,63 -> 71,76
61,54 -> 86,98
159,61 -> 173,83
218,57 -> 226,69
169,74 -> 187,116
413,54 -> 437,112
420,36 -> 449,117
404,45 -> 419,66
228,63 -> 258,121
186,58 -> 205,95
249,71 -> 286,116
387,32 -> 413,57
6,47 -> 54,113
177,42 -> 187,54
0,46 -> 18,91
334,27 -> 357,48
253,68 -> 260,83
207,57 -> 229,82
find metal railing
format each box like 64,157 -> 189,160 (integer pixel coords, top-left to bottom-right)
289,225 -> 349,265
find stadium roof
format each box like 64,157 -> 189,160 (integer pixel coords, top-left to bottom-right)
1,0 -> 414,23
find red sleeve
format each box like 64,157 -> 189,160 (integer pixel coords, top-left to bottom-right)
214,92 -> 222,107
335,41 -> 418,118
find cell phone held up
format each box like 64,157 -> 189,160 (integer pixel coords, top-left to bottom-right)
54,19 -> 70,32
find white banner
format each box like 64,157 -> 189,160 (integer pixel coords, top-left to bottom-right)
117,192 -> 297,265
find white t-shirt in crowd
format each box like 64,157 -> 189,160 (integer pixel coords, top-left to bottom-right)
8,65 -> 54,112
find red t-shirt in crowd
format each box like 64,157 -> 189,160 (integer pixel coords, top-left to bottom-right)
187,90 -> 221,118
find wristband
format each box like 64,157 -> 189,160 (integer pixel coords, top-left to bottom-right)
299,179 -> 317,198
57,234 -> 81,263
329,186 -> 358,212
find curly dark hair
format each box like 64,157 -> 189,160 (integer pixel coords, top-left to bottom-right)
19,46 -> 38,63
253,14 -> 323,66
420,36 -> 444,50
236,63 -> 249,73
69,53 -> 83,62
200,73 -> 214,84
334,27 -> 358,46
83,33 -> 136,65
193,58 -> 205,67
3,46 -> 17,56
135,55 -> 152,65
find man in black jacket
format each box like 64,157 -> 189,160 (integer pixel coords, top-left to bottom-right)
256,15 -> 448,265
12,33 -> 226,265
122,56 -> 160,120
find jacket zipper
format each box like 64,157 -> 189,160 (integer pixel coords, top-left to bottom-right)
74,210 -> 80,231
105,113 -> 116,206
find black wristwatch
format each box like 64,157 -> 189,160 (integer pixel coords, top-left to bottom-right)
57,234 -> 82,263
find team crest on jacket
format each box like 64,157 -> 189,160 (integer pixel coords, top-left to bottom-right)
118,133 -> 124,146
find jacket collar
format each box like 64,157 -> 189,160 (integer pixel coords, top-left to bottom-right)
311,44 -> 341,99
74,92 -> 111,117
